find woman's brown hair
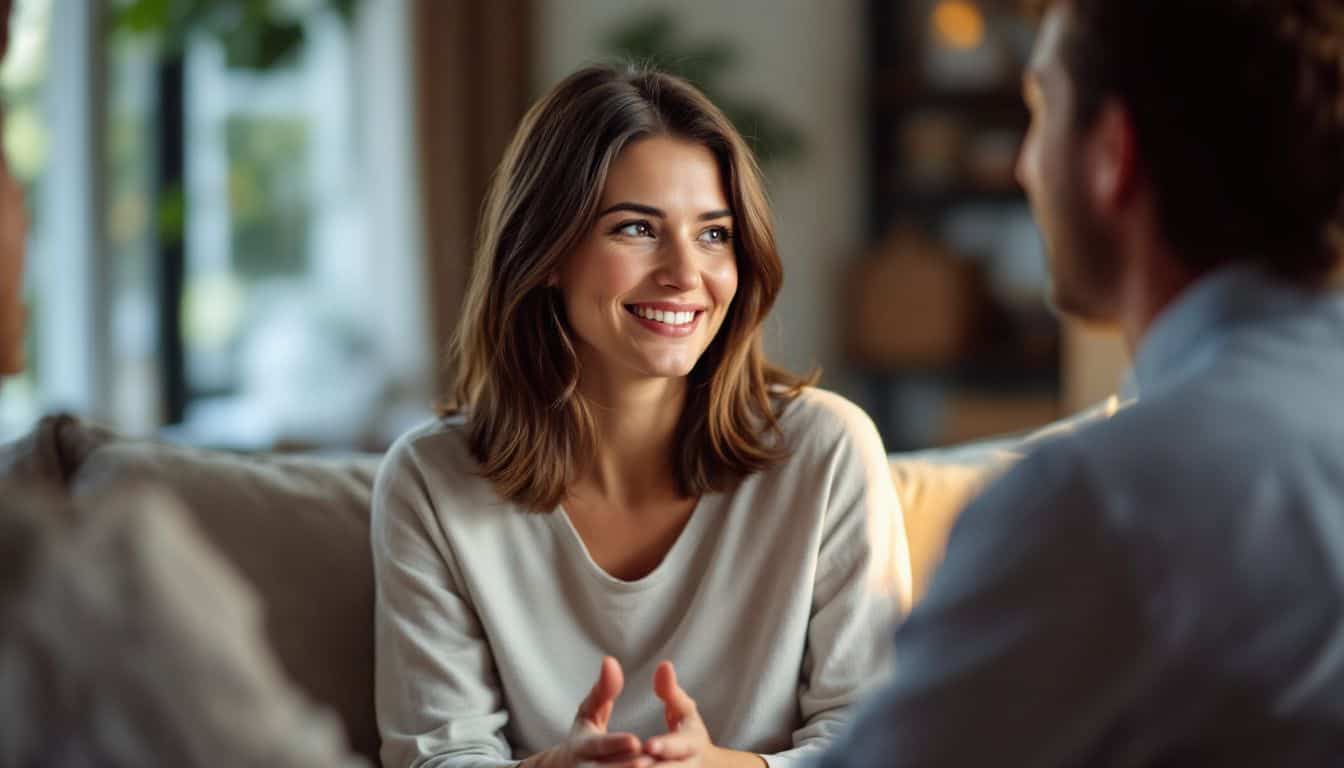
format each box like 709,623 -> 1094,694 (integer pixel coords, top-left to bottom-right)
447,63 -> 811,511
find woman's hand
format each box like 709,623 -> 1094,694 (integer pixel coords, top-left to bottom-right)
523,656 -> 652,768
643,662 -> 765,768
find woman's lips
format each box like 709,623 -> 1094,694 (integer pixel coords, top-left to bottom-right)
624,304 -> 704,337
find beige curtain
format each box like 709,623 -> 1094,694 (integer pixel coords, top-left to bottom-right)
413,0 -> 532,397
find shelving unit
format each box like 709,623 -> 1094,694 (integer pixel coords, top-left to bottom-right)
856,0 -> 1060,450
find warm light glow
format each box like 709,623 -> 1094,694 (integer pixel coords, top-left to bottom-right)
931,0 -> 986,51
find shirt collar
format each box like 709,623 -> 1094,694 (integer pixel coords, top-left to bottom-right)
1128,266 -> 1310,397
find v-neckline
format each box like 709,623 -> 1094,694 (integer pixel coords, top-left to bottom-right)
550,494 -> 714,591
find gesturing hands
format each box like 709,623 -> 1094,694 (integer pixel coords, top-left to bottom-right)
642,661 -> 719,767
524,657 -> 762,768
524,656 -> 650,768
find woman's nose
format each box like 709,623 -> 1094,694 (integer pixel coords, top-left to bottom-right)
655,234 -> 703,291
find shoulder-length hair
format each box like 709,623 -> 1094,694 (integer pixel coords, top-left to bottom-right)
448,63 -> 811,511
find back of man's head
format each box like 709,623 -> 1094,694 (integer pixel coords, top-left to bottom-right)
1036,0 -> 1344,287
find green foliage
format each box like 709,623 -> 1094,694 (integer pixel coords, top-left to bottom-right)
111,0 -> 357,69
225,116 -> 309,277
156,183 -> 186,241
601,11 -> 806,168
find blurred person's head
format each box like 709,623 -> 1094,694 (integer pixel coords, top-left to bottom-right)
0,0 -> 26,376
1017,0 -> 1344,332
450,64 -> 806,510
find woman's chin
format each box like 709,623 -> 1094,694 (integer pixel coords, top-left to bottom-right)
642,353 -> 704,380
634,367 -> 695,383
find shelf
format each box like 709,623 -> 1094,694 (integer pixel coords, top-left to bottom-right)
895,184 -> 1025,206
879,187 -> 1028,229
873,71 -> 1027,117
864,0 -> 1060,450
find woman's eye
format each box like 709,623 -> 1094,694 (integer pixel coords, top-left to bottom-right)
617,221 -> 653,238
700,226 -> 732,244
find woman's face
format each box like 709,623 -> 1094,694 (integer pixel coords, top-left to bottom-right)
557,136 -> 738,388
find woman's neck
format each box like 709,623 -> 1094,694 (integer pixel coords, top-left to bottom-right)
572,369 -> 688,507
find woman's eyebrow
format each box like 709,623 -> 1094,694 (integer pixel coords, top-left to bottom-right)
597,202 -> 663,218
596,202 -> 733,221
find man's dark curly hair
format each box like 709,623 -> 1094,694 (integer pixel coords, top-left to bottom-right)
1029,0 -> 1344,286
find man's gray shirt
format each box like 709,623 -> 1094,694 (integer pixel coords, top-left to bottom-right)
822,267 -> 1344,766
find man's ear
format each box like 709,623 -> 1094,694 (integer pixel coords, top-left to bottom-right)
1085,98 -> 1140,214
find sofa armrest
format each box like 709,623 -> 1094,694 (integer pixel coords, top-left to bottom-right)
0,413 -> 117,490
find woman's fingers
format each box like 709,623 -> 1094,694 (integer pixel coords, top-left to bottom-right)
652,661 -> 699,733
573,731 -> 652,768
643,731 -> 698,761
576,758 -> 654,768
576,656 -> 625,729
573,731 -> 642,760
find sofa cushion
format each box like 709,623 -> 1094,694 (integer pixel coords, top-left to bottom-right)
0,483 -> 368,766
891,395 -> 1127,602
891,456 -> 1007,601
65,437 -> 383,763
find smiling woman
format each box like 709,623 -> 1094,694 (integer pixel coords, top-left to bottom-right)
452,66 -> 803,510
371,64 -> 911,768
558,137 -> 740,418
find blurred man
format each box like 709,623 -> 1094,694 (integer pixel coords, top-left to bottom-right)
822,1 -> 1344,765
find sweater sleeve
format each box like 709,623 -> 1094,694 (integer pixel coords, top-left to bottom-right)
371,434 -> 518,768
764,401 -> 912,767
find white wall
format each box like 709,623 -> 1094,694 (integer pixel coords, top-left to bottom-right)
534,0 -> 867,384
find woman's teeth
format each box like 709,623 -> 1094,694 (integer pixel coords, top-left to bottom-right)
631,306 -> 696,326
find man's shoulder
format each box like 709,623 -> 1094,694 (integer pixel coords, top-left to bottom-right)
1001,360 -> 1344,553
963,384 -> 1262,536
1094,352 -> 1338,482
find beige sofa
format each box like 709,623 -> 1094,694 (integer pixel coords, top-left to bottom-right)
0,405 -> 1114,764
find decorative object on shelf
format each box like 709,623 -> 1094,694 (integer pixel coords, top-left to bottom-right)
112,0 -> 358,70
923,0 -> 1009,90
963,127 -> 1020,189
901,110 -> 966,192
930,0 -> 986,50
846,226 -> 982,370
600,11 -> 805,169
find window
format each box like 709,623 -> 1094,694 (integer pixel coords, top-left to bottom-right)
165,8 -> 430,449
2,1 -> 430,449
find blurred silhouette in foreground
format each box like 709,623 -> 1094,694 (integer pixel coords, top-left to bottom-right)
823,0 -> 1344,765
